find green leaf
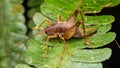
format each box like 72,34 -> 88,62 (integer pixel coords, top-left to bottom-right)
16,58 -> 103,68
0,0 -> 27,68
72,48 -> 112,62
40,0 -> 120,19
71,63 -> 102,68
82,0 -> 120,13
15,64 -> 31,68
33,12 -> 46,25
110,0 -> 120,7
68,32 -> 116,48
27,0 -> 44,7
15,0 -> 117,68
85,15 -> 114,26
21,38 -> 112,68
88,32 -> 116,48
26,0 -> 44,34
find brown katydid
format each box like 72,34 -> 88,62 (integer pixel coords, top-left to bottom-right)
33,8 -> 97,57
33,8 -> 97,68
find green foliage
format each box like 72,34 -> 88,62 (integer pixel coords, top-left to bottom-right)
72,48 -> 111,62
15,0 -> 119,68
0,0 -> 27,68
0,0 -> 120,68
40,0 -> 120,19
27,0 -> 44,34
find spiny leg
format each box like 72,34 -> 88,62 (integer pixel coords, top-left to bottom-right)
60,35 -> 71,54
33,18 -> 52,30
84,39 -> 94,48
66,0 -> 83,23
76,0 -> 91,47
76,0 -> 93,48
67,9 -> 80,23
42,35 -> 57,58
56,35 -> 73,68
79,8 -> 95,48
83,29 -> 97,48
82,29 -> 97,48
56,36 -> 66,68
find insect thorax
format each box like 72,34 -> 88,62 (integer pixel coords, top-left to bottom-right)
45,22 -> 73,36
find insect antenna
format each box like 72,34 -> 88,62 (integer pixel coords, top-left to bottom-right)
16,30 -> 45,62
14,30 -> 44,50
114,40 -> 120,48
1,30 -> 45,65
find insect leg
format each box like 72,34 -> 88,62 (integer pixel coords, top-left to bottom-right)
83,30 -> 97,48
67,0 -> 83,23
57,14 -> 62,22
42,34 -> 57,58
67,9 -> 80,23
56,36 -> 66,68
57,35 -> 73,68
33,18 -> 52,30
78,9 -> 95,48
59,36 -> 67,50
84,40 -> 94,48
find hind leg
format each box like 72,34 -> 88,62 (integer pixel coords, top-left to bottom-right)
82,30 -> 97,48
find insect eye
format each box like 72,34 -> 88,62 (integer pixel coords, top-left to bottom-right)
45,31 -> 48,34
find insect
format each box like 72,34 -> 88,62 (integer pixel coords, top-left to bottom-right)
32,8 -> 97,68
34,9 -> 96,55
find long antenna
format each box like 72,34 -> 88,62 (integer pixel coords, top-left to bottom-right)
115,40 -> 120,48
14,31 -> 44,49
2,30 -> 45,61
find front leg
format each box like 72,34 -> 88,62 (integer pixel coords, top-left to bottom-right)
57,14 -> 62,22
42,34 -> 57,58
56,35 -> 73,68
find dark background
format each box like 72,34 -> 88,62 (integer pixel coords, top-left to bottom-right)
86,4 -> 120,68
101,5 -> 120,68
85,4 -> 120,68
23,0 -> 120,67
